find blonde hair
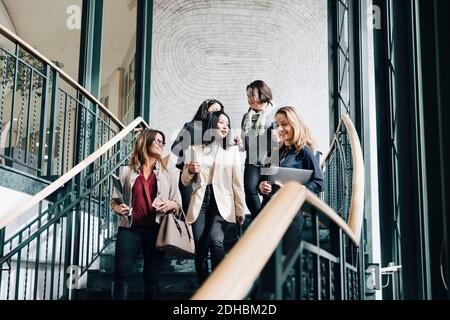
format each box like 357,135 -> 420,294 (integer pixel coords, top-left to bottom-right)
129,129 -> 166,171
276,106 -> 318,154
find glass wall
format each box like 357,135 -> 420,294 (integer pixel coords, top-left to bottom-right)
99,0 -> 136,124
0,0 -> 83,176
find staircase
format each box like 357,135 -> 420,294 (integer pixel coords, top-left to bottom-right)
1,23 -> 366,301
72,219 -> 247,300
74,243 -> 198,300
0,23 -> 236,301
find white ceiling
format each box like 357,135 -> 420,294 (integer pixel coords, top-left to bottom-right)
2,0 -> 136,86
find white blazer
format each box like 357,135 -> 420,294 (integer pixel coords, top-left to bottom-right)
181,144 -> 245,224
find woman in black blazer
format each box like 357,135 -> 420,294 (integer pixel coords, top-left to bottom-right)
256,106 -> 324,299
259,106 -> 324,200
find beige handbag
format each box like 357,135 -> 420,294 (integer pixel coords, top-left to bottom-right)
156,211 -> 195,258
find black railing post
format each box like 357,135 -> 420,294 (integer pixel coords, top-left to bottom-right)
37,65 -> 50,177
359,218 -> 367,299
0,227 -> 5,293
60,94 -> 68,175
72,176 -> 82,292
274,245 -> 283,299
32,203 -> 43,300
312,211 -> 321,300
332,228 -> 345,300
62,178 -> 80,300
296,250 -> 302,300
135,0 -> 153,123
0,227 -> 4,259
49,193 -> 61,300
62,207 -> 73,299
46,71 -> 59,178
7,44 -> 20,161
24,69 -> 33,165
340,230 -> 347,300
0,228 -> 5,289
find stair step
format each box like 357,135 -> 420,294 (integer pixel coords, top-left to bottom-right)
98,255 -> 196,273
76,219 -> 252,301
79,269 -> 198,300
87,270 -> 198,291
75,288 -> 194,300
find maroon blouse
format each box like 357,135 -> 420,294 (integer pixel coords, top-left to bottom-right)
131,169 -> 158,227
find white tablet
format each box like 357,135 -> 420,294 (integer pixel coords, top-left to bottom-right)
267,166 -> 313,185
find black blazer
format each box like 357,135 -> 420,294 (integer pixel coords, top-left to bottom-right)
171,121 -> 202,170
260,145 -> 325,200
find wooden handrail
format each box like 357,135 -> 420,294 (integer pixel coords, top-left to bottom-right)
341,113 -> 365,245
0,24 -> 124,129
0,117 -> 148,229
191,182 -> 358,300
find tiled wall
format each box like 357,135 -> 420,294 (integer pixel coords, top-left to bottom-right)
150,0 -> 330,153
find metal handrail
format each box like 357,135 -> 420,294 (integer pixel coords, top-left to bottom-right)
192,183 -> 357,300
321,118 -> 344,167
0,24 -> 123,129
322,114 -> 364,243
0,116 -> 148,229
0,116 -> 147,300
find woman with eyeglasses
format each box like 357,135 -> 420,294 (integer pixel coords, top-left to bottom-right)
181,111 -> 245,285
110,129 -> 181,300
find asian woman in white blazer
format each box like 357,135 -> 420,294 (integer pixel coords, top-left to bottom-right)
181,111 -> 245,284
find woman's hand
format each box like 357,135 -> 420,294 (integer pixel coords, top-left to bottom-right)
113,204 -> 131,216
233,136 -> 245,152
155,200 -> 178,214
187,161 -> 201,174
259,181 -> 272,195
236,215 -> 245,225
233,136 -> 243,147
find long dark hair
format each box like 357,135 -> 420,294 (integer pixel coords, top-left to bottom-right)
129,129 -> 166,171
202,111 -> 231,149
192,99 -> 225,122
246,80 -> 273,105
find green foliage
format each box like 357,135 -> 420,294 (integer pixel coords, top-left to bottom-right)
0,48 -> 64,97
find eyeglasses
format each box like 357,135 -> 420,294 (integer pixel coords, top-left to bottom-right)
154,138 -> 166,147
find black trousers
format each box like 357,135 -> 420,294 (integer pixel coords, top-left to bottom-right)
192,185 -> 230,285
244,164 -> 262,219
113,225 -> 165,300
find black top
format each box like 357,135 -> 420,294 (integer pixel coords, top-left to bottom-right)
261,145 -> 325,197
171,121 -> 202,170
240,106 -> 277,166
